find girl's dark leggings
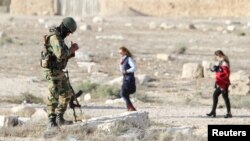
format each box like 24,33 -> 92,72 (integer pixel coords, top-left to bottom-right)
211,87 -> 231,113
120,88 -> 132,106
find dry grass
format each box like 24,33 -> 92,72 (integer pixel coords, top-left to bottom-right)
170,133 -> 206,141
143,130 -> 207,141
0,121 -> 118,140
135,93 -> 160,103
171,45 -> 187,55
0,92 -> 44,104
64,109 -> 92,122
0,125 -> 207,141
78,81 -> 120,99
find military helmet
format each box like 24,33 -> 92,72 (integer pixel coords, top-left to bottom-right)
62,17 -> 77,33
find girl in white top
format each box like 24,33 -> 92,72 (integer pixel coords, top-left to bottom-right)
119,46 -> 137,111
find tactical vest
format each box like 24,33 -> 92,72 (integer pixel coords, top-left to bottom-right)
40,34 -> 69,70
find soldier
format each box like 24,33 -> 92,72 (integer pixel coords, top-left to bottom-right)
42,17 -> 79,128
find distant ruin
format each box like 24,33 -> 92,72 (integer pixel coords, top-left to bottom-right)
1,0 -> 250,17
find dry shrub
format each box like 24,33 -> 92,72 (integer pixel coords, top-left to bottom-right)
171,46 -> 186,55
0,92 -> 44,104
79,81 -> 119,99
135,93 -> 158,103
54,126 -> 117,141
0,121 -> 46,138
110,121 -> 129,136
173,132 -> 206,141
158,131 -> 173,141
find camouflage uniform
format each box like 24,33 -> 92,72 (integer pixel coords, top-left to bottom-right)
44,33 -> 73,120
42,17 -> 77,128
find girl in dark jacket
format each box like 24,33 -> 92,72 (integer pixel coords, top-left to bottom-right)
119,47 -> 137,111
207,50 -> 232,118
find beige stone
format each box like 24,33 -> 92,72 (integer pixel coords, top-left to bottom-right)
11,104 -> 36,117
182,63 -> 203,79
229,70 -> 250,95
202,61 -> 214,78
99,0 -> 250,17
156,54 -> 171,61
31,109 -> 47,120
78,111 -> 149,132
10,0 -> 55,15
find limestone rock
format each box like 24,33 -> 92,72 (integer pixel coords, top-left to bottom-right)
11,104 -> 36,117
79,24 -> 92,31
202,61 -> 214,78
0,115 -> 29,127
31,109 -> 47,120
79,111 -> 149,133
105,98 -> 125,104
84,93 -> 91,102
182,63 -> 203,79
229,70 -> 250,95
136,74 -> 152,85
92,16 -> 104,24
156,54 -> 171,61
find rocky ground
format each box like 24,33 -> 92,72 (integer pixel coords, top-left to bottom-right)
0,14 -> 250,140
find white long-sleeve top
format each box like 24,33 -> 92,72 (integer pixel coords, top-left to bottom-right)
119,56 -> 136,73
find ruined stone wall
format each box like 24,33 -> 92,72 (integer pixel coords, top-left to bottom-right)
10,0 -> 55,15
100,0 -> 250,17
59,0 -> 100,17
0,0 -> 10,13
9,0 -> 100,16
8,0 -> 250,17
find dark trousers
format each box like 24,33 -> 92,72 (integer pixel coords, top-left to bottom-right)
210,87 -> 231,113
120,89 -> 133,107
120,75 -> 135,107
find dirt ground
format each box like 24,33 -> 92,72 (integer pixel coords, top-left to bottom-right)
1,13 -> 250,140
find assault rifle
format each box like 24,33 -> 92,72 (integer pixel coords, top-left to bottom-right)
64,70 -> 83,122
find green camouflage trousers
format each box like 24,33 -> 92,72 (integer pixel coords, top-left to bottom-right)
45,70 -> 73,117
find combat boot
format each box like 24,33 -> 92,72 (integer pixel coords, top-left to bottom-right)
47,114 -> 58,129
56,113 -> 73,126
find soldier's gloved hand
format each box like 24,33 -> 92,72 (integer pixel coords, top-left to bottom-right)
70,41 -> 79,53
